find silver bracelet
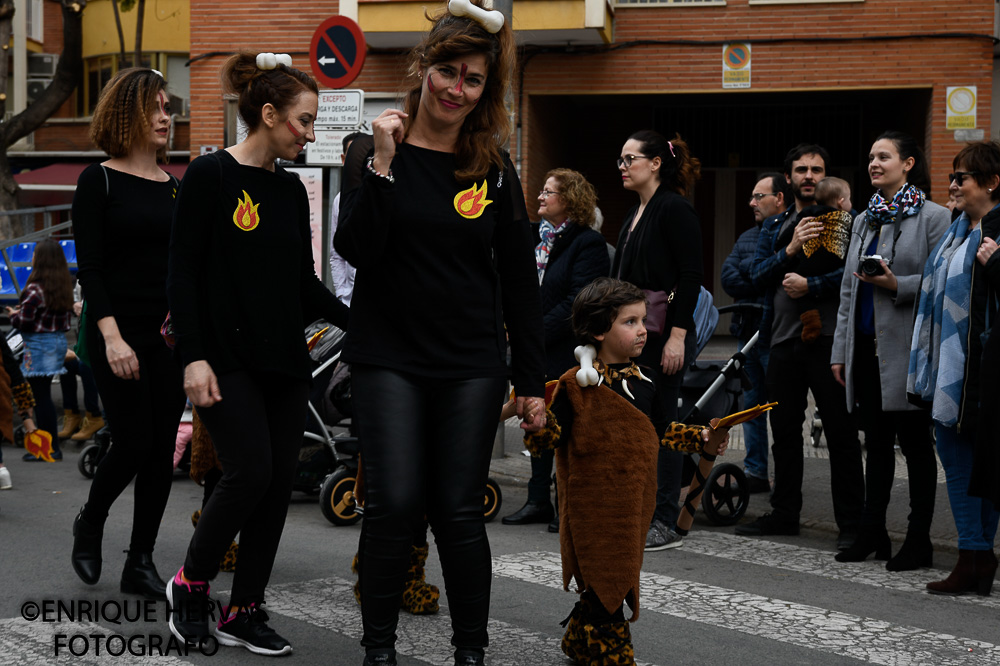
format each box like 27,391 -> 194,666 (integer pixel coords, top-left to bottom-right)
366,157 -> 394,184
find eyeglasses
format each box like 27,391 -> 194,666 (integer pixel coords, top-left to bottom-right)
949,171 -> 982,186
538,190 -> 560,199
749,192 -> 776,203
617,154 -> 650,169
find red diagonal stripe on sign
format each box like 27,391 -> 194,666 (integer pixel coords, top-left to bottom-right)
321,32 -> 351,73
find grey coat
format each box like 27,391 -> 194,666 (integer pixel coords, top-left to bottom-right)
831,200 -> 951,412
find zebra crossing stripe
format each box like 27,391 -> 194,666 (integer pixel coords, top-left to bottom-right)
492,551 -> 1000,666
0,617 -> 192,664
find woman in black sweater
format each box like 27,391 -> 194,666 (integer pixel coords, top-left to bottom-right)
70,68 -> 187,599
502,168 -> 609,529
612,130 -> 704,552
335,4 -> 545,665
165,53 -> 347,655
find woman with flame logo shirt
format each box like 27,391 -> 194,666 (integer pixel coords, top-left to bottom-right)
335,3 -> 545,665
165,53 -> 347,655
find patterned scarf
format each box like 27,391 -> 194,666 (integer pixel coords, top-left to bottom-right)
907,213 -> 980,426
866,182 -> 925,230
535,219 -> 570,283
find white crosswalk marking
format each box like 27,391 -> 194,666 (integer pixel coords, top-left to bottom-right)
492,550 -> 1000,665
0,617 -> 192,664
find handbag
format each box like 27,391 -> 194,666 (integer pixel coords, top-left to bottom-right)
73,301 -> 90,366
642,287 -> 676,336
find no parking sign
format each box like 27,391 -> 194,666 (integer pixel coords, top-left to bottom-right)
310,16 -> 367,89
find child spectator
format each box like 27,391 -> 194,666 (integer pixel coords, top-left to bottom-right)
511,277 -> 728,665
7,239 -> 74,461
0,334 -> 37,488
794,177 -> 854,342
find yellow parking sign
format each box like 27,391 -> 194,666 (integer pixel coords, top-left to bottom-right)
946,86 -> 977,130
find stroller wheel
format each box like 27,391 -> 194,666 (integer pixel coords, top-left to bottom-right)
483,477 -> 503,523
701,463 -> 749,526
78,443 -> 101,479
320,467 -> 361,526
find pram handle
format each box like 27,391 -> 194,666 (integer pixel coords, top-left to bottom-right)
716,302 -> 764,315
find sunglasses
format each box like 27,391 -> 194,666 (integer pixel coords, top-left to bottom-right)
949,171 -> 981,186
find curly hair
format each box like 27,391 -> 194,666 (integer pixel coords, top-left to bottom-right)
545,169 -> 597,228
628,130 -> 701,197
89,68 -> 168,162
25,239 -> 73,313
220,52 -> 319,133
402,1 -> 516,183
572,278 -> 647,346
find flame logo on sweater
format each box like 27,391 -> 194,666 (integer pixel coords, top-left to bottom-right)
233,190 -> 260,231
453,181 -> 492,219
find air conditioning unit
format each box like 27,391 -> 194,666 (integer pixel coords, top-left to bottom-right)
26,78 -> 50,105
27,53 -> 58,78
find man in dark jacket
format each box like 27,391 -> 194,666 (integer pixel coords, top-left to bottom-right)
720,173 -> 789,494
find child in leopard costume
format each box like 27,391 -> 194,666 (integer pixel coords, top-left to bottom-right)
520,278 -> 728,666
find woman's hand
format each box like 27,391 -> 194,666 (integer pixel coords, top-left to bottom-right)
371,109 -> 408,175
105,335 -> 140,380
978,236 -> 998,266
661,331 -> 686,375
831,363 -> 846,387
184,360 -> 222,408
517,395 -> 547,432
853,260 -> 898,292
5,305 -> 18,316
703,426 -> 729,456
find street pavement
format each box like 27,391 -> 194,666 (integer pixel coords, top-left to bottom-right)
1,339 -> 996,665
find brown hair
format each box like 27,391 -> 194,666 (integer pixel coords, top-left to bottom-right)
572,278 -> 647,346
545,168 -> 597,227
628,130 -> 701,196
25,239 -> 73,313
403,1 -> 516,182
953,140 -> 1000,202
89,68 -> 168,162
815,177 -> 850,208
221,52 -> 319,133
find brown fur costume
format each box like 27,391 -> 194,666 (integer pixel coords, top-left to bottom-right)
188,408 -> 217,484
553,367 -> 659,620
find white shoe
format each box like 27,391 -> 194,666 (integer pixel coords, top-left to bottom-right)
0,467 -> 11,490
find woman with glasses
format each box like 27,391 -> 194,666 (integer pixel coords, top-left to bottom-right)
501,168 -> 609,530
334,2 -> 545,664
908,140 -> 1000,596
612,129 -> 703,552
830,130 -> 949,570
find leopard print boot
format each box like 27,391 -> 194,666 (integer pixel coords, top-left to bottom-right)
351,553 -> 362,606
580,619 -> 635,666
191,510 -> 239,573
559,599 -> 589,663
401,543 -> 440,615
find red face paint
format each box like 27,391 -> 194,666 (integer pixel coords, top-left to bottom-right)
286,120 -> 301,138
156,91 -> 168,117
426,71 -> 436,93
455,63 -> 468,94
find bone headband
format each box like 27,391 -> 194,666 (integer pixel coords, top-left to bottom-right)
256,53 -> 293,70
448,0 -> 504,34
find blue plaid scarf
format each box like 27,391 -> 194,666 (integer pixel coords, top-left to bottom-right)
867,183 -> 925,230
907,213 -> 980,426
535,219 -> 570,283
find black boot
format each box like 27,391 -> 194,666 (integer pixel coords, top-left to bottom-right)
834,526 -> 891,563
885,530 -> 933,572
501,500 -> 554,525
454,648 -> 485,665
72,507 -> 103,585
362,648 -> 397,665
121,551 -> 168,599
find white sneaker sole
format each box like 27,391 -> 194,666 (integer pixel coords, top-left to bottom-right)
166,579 -> 210,646
215,628 -> 292,656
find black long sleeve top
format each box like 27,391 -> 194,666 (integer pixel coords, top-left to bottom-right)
167,151 -> 348,382
72,164 -> 177,344
612,185 -> 704,333
335,143 -> 545,397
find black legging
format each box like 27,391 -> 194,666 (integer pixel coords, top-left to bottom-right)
183,371 -> 309,606
353,365 -> 505,651
27,375 -> 59,455
81,330 -> 186,553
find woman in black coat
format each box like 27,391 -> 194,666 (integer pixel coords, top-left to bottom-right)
502,168 -> 609,529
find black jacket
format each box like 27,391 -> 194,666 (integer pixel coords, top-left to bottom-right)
533,222 -> 610,379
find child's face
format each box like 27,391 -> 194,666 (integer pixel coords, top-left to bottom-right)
596,301 -> 647,364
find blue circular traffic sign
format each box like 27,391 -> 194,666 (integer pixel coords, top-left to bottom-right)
310,16 -> 366,89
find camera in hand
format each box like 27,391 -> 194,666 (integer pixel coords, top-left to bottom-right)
858,255 -> 885,277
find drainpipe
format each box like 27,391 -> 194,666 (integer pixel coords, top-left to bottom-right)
492,1 -> 518,173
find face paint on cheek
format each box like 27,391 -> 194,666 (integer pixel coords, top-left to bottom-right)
426,72 -> 436,93
286,120 -> 301,138
157,92 -> 167,117
455,63 -> 468,94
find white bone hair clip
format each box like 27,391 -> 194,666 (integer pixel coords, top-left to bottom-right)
574,345 -> 601,388
448,0 -> 504,34
256,53 -> 293,70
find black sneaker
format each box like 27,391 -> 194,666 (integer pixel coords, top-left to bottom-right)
166,567 -> 213,645
215,603 -> 292,656
362,648 -> 397,665
454,648 -> 486,665
734,512 -> 799,536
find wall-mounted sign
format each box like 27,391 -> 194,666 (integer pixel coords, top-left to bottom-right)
946,86 -> 977,130
723,43 -> 751,89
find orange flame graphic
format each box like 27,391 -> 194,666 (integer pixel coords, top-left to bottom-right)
453,180 -> 493,219
233,190 -> 261,231
25,429 -> 55,462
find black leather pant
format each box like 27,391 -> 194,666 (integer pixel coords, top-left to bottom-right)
352,365 -> 505,651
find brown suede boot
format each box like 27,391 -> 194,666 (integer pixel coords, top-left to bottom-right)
71,413 -> 106,441
800,309 -> 822,343
975,549 -> 998,596
58,410 -> 83,439
927,549 -> 978,595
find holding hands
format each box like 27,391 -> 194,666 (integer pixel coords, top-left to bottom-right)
702,424 -> 730,456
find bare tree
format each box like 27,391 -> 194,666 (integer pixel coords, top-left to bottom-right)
111,0 -> 126,63
0,0 -> 85,238
117,0 -> 145,68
